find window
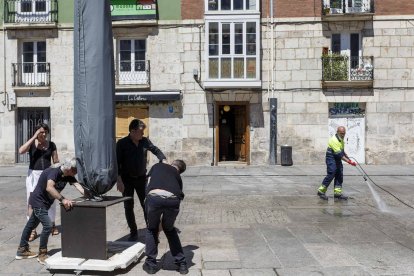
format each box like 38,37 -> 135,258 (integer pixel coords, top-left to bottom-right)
119,39 -> 146,72
117,39 -> 148,85
207,0 -> 258,11
19,0 -> 48,13
207,21 -> 258,80
22,41 -> 46,73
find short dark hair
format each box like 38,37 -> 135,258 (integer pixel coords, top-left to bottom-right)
35,123 -> 50,133
172,160 -> 186,174
129,119 -> 146,132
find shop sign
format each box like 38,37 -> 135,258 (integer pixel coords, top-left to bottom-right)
111,0 -> 157,20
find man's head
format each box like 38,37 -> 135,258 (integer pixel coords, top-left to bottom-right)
337,126 -> 346,139
129,119 -> 146,141
172,160 -> 186,174
61,158 -> 77,176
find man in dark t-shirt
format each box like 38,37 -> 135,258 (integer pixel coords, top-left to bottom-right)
15,158 -> 85,265
142,160 -> 188,275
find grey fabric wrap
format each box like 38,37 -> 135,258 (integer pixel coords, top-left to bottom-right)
73,0 -> 117,196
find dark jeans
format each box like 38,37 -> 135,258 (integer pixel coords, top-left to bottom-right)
19,207 -> 52,250
322,154 -> 343,188
144,194 -> 186,267
122,175 -> 147,233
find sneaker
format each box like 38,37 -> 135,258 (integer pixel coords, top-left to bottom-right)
128,231 -> 138,241
317,191 -> 328,200
178,262 -> 189,274
37,248 -> 49,265
15,246 -> 38,260
334,194 -> 348,200
142,262 -> 157,274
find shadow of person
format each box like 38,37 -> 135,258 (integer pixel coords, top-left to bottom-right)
159,244 -> 199,271
116,228 -> 146,243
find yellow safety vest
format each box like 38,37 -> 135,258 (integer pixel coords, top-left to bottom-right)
327,134 -> 344,155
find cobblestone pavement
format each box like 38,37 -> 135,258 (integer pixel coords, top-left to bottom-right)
1,164 -> 414,275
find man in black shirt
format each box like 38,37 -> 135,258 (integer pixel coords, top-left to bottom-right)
142,160 -> 188,275
15,158 -> 85,265
116,119 -> 167,241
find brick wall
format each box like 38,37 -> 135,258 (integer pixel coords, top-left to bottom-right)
375,0 -> 414,15
275,0 -> 321,18
182,0 -> 204,19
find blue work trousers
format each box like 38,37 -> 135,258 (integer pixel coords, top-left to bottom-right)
322,154 -> 343,189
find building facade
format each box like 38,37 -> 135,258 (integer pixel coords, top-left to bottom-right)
0,0 -> 413,166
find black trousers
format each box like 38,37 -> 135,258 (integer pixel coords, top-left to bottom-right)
122,175 -> 147,233
144,194 -> 186,267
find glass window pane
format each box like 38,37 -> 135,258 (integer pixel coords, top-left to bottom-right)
35,0 -> 47,12
222,23 -> 230,54
246,22 -> 256,33
233,0 -> 243,10
135,40 -> 146,51
234,58 -> 244,78
120,61 -> 131,72
23,63 -> 33,73
37,52 -> 46,62
21,1 -> 32,12
209,22 -> 218,33
246,0 -> 256,10
221,0 -> 231,10
208,0 -> 218,10
209,58 -> 219,79
135,51 -> 145,61
135,60 -> 145,71
120,40 -> 131,51
246,58 -> 256,78
120,51 -> 131,61
23,42 -> 34,63
234,23 -> 243,54
246,33 -> 256,43
37,41 -> 46,52
209,34 -> 219,44
37,62 -> 46,73
332,34 -> 341,53
209,45 -> 219,55
246,44 -> 255,55
221,58 -> 231,78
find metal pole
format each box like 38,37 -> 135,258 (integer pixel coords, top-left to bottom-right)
269,98 -> 277,165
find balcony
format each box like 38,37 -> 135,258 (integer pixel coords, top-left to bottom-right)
4,0 -> 58,27
322,55 -> 373,88
115,60 -> 150,89
322,0 -> 374,21
12,62 -> 51,88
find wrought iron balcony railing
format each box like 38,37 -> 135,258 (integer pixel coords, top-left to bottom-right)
115,60 -> 150,86
322,0 -> 374,15
322,55 -> 374,82
4,0 -> 58,24
12,62 -> 51,87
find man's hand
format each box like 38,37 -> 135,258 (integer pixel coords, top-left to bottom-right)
347,160 -> 357,166
62,198 -> 74,211
162,159 -> 168,164
117,177 -> 125,193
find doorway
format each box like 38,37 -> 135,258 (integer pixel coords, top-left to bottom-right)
216,103 -> 249,164
115,105 -> 148,140
16,107 -> 50,163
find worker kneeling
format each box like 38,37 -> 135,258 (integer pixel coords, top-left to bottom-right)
317,126 -> 356,201
143,160 -> 188,275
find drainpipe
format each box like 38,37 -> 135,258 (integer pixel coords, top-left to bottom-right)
2,7 -> 7,107
211,91 -> 215,166
270,0 -> 274,98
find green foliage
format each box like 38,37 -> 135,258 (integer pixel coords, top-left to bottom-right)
322,53 -> 349,81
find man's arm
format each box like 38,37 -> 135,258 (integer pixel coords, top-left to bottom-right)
46,179 -> 74,210
146,138 -> 167,162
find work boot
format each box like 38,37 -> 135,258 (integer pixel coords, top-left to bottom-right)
334,194 -> 348,200
177,262 -> 189,274
15,246 -> 38,260
128,230 -> 138,241
317,191 -> 328,200
142,262 -> 157,274
37,248 -> 48,265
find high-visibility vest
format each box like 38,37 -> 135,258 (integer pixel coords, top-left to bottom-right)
327,134 -> 345,157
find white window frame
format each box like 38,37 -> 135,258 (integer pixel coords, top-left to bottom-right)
117,38 -> 148,85
205,0 -> 260,13
20,40 -> 47,85
16,0 -> 52,23
204,14 -> 260,88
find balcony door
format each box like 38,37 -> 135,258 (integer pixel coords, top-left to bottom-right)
118,39 -> 147,85
21,41 -> 47,86
15,0 -> 52,23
